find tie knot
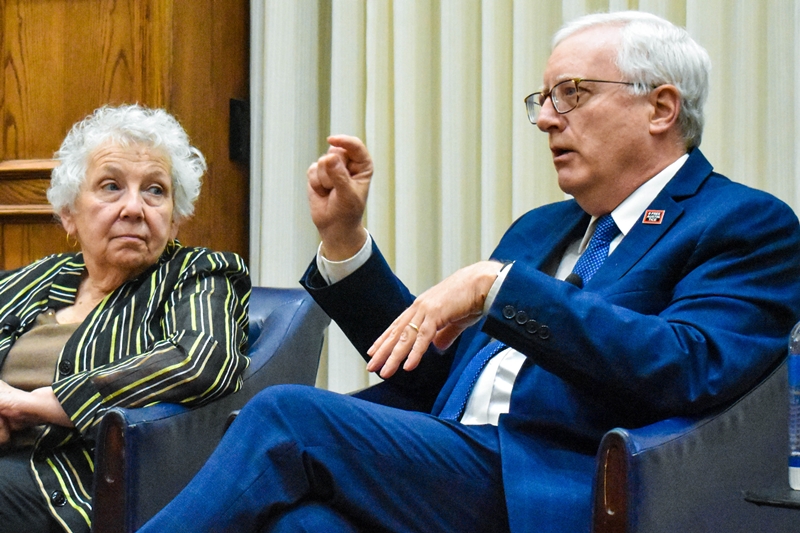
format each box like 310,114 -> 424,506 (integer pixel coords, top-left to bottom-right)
593,214 -> 620,244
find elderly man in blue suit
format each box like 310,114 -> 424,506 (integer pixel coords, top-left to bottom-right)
138,10 -> 800,533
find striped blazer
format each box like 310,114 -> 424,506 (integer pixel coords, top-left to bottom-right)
0,241 -> 250,532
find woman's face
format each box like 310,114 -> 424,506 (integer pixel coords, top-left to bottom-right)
60,142 -> 179,281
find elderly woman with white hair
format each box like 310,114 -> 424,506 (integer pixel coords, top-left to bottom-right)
0,104 -> 250,533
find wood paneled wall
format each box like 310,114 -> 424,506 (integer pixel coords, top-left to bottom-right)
0,0 -> 249,270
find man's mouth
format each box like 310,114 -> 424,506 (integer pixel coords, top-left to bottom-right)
551,146 -> 573,160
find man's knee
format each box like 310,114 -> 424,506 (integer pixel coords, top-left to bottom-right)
241,384 -> 324,417
235,384 -> 353,441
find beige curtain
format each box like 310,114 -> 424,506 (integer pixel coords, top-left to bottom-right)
249,0 -> 800,393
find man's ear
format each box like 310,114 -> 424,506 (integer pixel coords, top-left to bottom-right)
648,84 -> 681,135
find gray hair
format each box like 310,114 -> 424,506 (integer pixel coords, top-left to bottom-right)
48,104 -> 206,221
553,11 -> 711,149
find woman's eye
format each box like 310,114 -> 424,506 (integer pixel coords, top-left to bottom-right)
147,185 -> 164,195
101,181 -> 120,191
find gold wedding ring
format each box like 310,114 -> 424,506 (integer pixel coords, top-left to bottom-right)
407,322 -> 420,333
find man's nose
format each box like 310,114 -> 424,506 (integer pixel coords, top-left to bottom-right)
535,97 -> 561,132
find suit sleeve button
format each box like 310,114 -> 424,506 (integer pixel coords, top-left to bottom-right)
525,320 -> 539,334
502,305 -> 516,319
538,325 -> 550,340
515,311 -> 528,325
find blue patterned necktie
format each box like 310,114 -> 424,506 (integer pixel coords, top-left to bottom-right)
571,214 -> 620,284
438,340 -> 507,421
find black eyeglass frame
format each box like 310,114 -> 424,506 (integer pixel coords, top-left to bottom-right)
524,78 -> 636,124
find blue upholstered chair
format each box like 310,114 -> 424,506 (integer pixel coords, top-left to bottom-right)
91,287 -> 329,533
592,359 -> 798,532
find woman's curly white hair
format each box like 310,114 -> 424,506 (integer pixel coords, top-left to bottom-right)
47,104 -> 207,221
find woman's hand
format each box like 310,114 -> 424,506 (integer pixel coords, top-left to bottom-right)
366,261 -> 504,378
0,381 -> 73,430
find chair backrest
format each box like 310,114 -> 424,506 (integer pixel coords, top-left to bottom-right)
248,285 -> 297,341
241,286 -> 329,389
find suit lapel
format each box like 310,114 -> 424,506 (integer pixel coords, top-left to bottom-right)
492,200 -> 590,272
588,148 -> 714,287
590,196 -> 683,286
537,205 -> 590,272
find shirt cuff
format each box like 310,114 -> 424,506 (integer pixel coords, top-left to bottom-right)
316,230 -> 373,285
483,261 -> 513,315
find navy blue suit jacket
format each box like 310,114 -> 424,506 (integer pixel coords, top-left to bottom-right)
301,149 -> 800,532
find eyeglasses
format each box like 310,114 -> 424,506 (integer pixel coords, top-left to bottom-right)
524,78 -> 636,124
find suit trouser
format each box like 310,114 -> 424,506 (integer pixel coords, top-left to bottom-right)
138,384 -> 510,533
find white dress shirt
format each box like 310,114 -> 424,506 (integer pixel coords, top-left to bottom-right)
317,154 -> 689,425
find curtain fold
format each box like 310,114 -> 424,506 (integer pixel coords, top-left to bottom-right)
250,0 -> 800,393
